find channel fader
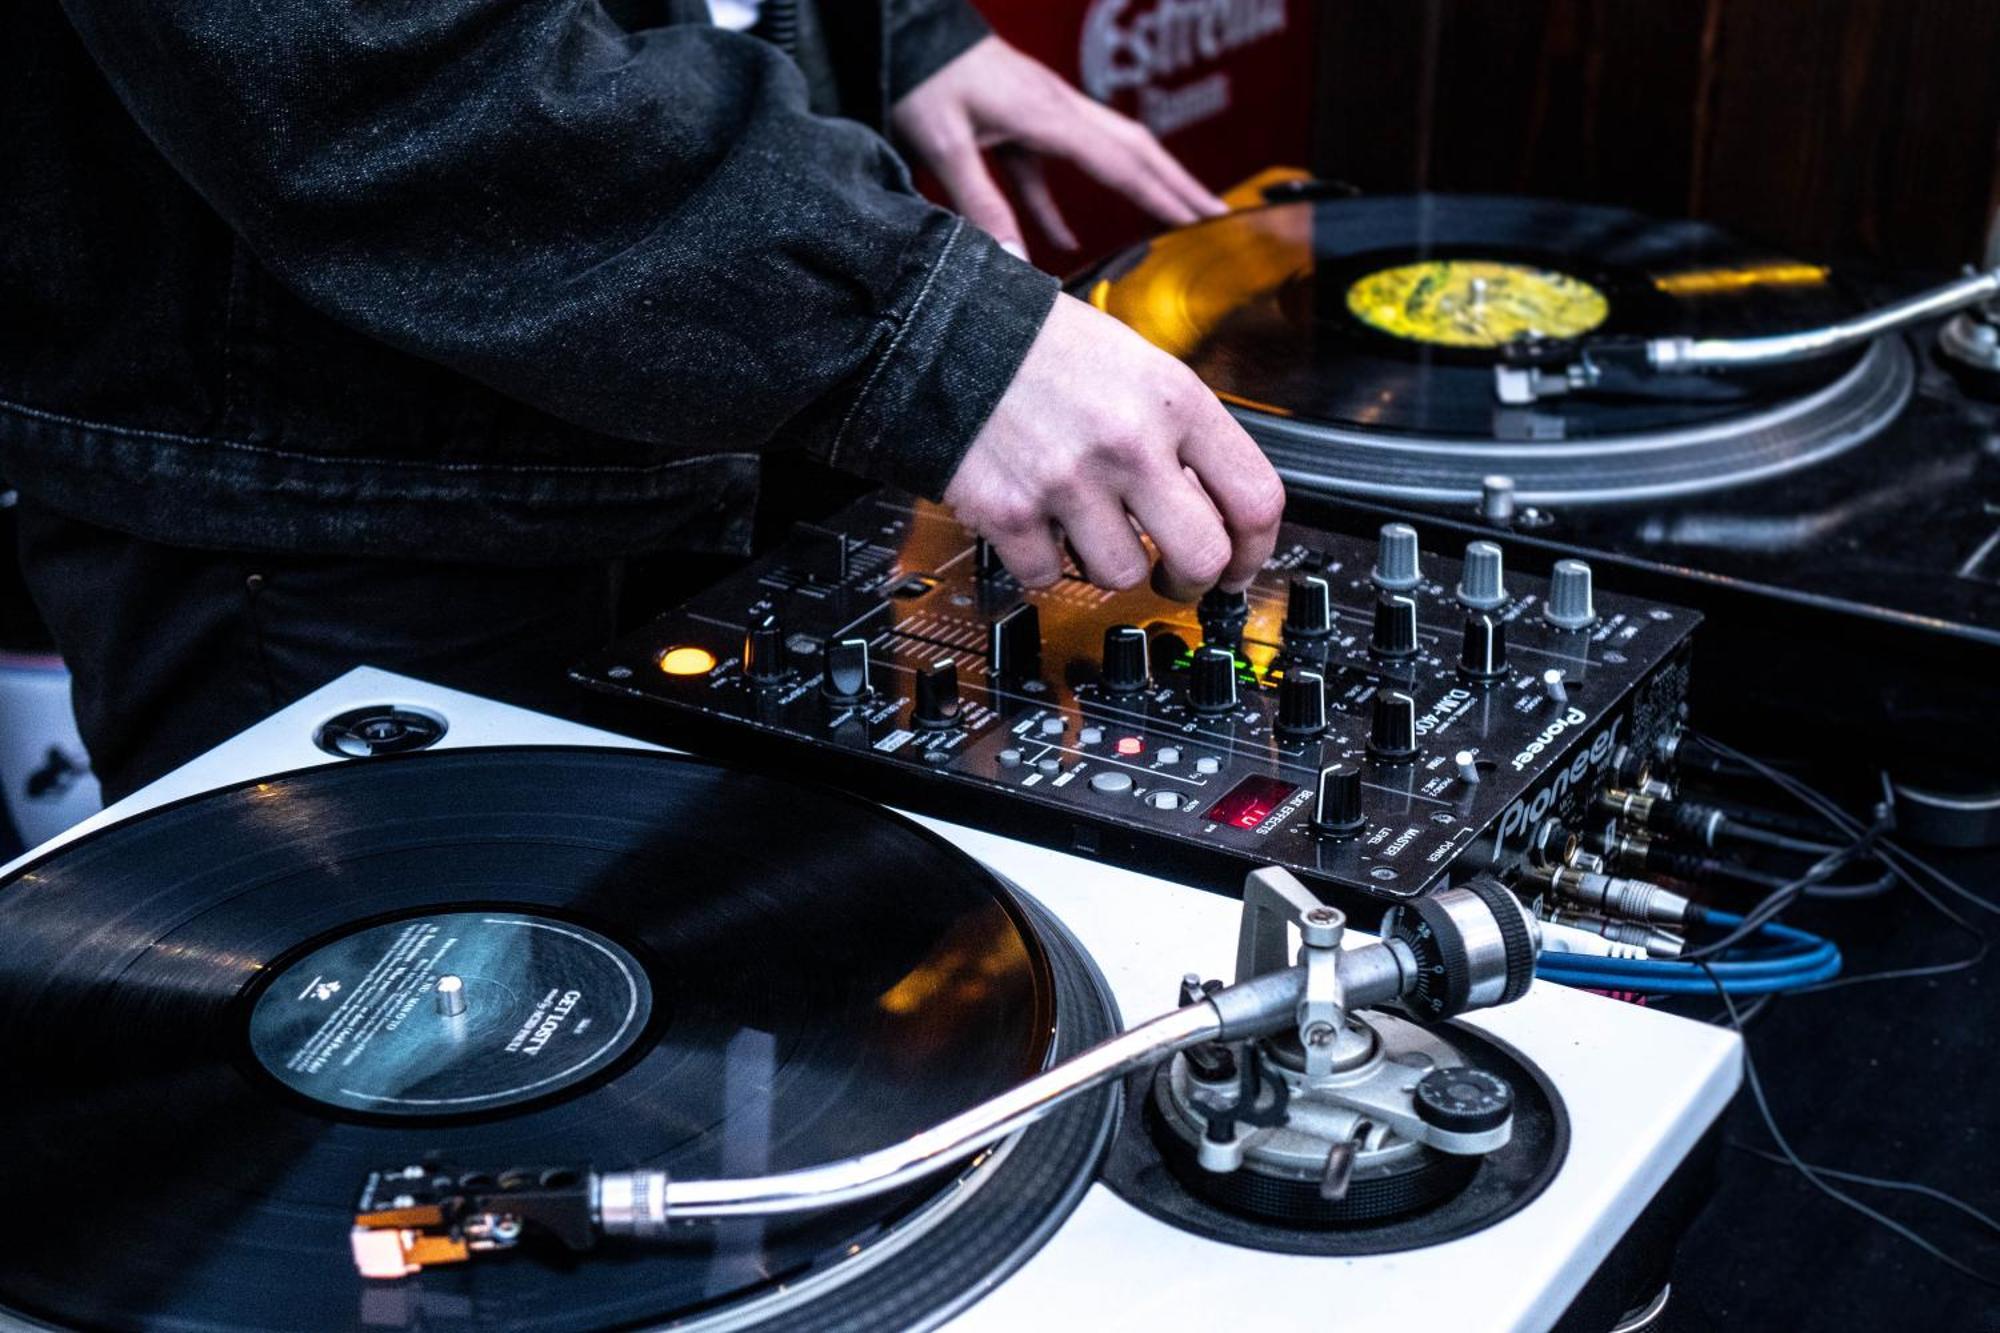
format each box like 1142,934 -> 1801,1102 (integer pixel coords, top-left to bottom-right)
578,493 -> 1699,908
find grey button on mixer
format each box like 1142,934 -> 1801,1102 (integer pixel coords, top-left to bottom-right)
1036,757 -> 1061,775
1147,790 -> 1184,811
1040,716 -> 1065,736
1079,726 -> 1103,745
1544,560 -> 1597,629
997,748 -> 1022,768
1157,746 -> 1182,765
1457,541 -> 1508,609
1194,756 -> 1220,775
1089,771 -> 1134,795
1371,523 -> 1422,590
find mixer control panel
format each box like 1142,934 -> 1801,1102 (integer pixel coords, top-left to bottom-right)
577,493 -> 1699,903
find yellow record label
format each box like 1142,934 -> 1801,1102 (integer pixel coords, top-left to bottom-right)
1346,260 -> 1609,348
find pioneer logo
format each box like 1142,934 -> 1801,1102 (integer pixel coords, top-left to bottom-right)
1494,717 -> 1624,849
1080,0 -> 1288,133
1511,707 -> 1588,772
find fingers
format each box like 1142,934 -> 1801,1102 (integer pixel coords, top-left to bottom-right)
984,518 -> 1066,589
1051,491 -> 1149,589
1174,400 -> 1285,591
926,135 -> 1029,256
1129,124 -> 1228,218
1034,101 -> 1222,227
997,149 -> 1079,250
1121,461 -> 1233,602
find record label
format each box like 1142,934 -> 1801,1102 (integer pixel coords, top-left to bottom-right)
1345,259 -> 1609,347
247,911 -> 652,1116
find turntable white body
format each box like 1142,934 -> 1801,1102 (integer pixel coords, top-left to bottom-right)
17,667 -> 1741,1332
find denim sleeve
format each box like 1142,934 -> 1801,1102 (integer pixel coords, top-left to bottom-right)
886,0 -> 993,102
53,1 -> 1056,499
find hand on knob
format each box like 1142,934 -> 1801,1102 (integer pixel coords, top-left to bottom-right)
942,294 -> 1284,600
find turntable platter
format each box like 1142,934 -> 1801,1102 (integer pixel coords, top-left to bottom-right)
0,748 -> 1118,1332
1081,194 -> 1914,505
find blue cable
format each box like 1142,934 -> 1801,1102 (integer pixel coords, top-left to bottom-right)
1536,908 -> 1842,996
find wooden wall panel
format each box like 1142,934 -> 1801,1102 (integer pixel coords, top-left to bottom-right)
1312,0 -> 2000,268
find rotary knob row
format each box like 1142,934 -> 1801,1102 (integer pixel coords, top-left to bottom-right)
1358,522 -> 1597,629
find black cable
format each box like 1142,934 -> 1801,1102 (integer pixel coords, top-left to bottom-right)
1691,736 -> 1996,920
1716,820 -> 1846,857
1727,1143 -> 2000,1238
1703,966 -> 2000,1289
1679,824 -> 1883,963
1681,732 -> 1991,994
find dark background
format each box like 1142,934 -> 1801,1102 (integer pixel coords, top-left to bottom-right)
1312,0 -> 2000,269
1310,5 -> 2000,1329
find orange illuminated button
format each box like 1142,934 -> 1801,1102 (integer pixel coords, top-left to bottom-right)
659,646 -> 718,676
1116,736 -> 1144,757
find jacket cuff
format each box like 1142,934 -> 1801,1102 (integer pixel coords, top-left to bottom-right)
886,0 -> 992,104
822,216 -> 1058,499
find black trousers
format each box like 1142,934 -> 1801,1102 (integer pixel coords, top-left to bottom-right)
14,501 -> 628,803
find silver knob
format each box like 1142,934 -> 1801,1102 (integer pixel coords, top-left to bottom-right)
1371,523 -> 1421,591
1480,475 -> 1518,525
1457,541 -> 1507,609
435,975 -> 467,1017
1544,559 -> 1597,629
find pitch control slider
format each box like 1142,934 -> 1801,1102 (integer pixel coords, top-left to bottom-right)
1495,265 -> 2000,403
350,871 -> 1537,1278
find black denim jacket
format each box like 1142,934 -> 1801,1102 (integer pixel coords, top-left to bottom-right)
1,0 -> 1058,563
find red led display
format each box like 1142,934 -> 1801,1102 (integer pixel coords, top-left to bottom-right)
1203,775 -> 1298,830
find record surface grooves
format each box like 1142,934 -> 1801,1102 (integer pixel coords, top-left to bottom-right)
1081,194 -> 1914,504
0,747 -> 1118,1332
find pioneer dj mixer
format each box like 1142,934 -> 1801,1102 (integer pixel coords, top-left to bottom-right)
578,493 -> 1699,906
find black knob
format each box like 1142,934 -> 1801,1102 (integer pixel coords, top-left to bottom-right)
1414,1066 -> 1514,1134
1311,762 -> 1366,837
913,658 -> 961,729
1371,594 -> 1419,658
743,613 -> 788,683
1368,689 -> 1419,760
1459,612 -> 1508,681
1187,645 -> 1239,714
1101,624 -> 1151,693
1284,575 -> 1333,639
974,535 -> 1004,579
1197,586 -> 1249,643
1276,668 -> 1328,738
989,603 -> 1041,679
822,636 -> 871,702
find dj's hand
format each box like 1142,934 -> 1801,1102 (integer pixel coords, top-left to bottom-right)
891,37 -> 1226,254
943,293 -> 1284,598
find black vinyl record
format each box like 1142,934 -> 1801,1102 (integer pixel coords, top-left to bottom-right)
0,748 -> 1116,1332
1079,194 -> 1913,504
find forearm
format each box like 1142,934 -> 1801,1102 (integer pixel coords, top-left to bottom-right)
56,0 -> 1052,495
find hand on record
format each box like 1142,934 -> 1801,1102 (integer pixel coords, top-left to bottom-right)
942,293 -> 1285,600
890,36 -> 1226,256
